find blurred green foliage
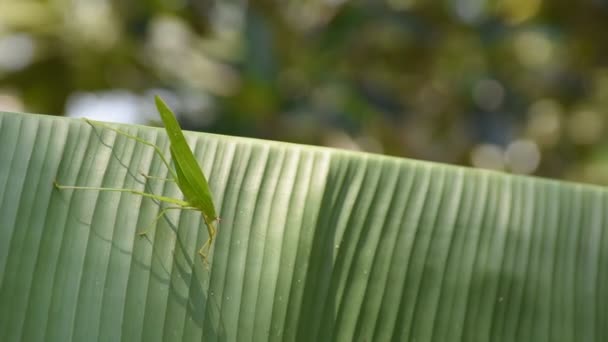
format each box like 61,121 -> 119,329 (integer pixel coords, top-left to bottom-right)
1,0 -> 608,184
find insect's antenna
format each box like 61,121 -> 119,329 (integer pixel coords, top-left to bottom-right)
85,119 -> 179,181
87,121 -> 148,187
85,119 -> 181,210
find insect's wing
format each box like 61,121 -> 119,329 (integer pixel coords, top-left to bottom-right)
155,96 -> 218,221
170,148 -> 216,221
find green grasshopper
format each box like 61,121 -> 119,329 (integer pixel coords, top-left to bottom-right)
54,96 -> 219,263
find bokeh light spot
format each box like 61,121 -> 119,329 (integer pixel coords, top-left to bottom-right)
514,31 -> 553,68
0,91 -> 24,112
471,143 -> 505,170
472,79 -> 505,111
526,98 -> 562,147
499,0 -> 542,24
505,139 -> 541,174
66,90 -> 143,124
452,0 -> 488,23
567,110 -> 604,145
0,33 -> 35,72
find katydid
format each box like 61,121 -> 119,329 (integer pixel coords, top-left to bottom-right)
54,96 -> 219,262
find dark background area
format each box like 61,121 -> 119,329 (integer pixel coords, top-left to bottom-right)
1,0 -> 608,184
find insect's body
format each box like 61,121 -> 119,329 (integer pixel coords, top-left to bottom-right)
155,97 -> 219,258
54,96 -> 218,264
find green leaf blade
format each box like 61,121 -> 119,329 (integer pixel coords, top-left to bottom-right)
2,110 -> 608,341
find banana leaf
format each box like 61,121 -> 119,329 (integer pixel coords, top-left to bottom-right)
0,111 -> 606,341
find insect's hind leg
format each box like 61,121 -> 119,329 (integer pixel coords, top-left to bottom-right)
141,206 -> 215,267
138,206 -> 183,237
139,172 -> 176,183
198,217 -> 217,265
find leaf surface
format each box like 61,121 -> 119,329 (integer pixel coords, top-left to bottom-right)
0,110 -> 607,341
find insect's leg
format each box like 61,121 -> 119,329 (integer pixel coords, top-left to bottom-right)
198,217 -> 218,264
53,180 -> 190,207
138,206 -> 183,237
139,172 -> 176,183
141,206 -> 215,268
84,119 -> 178,180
